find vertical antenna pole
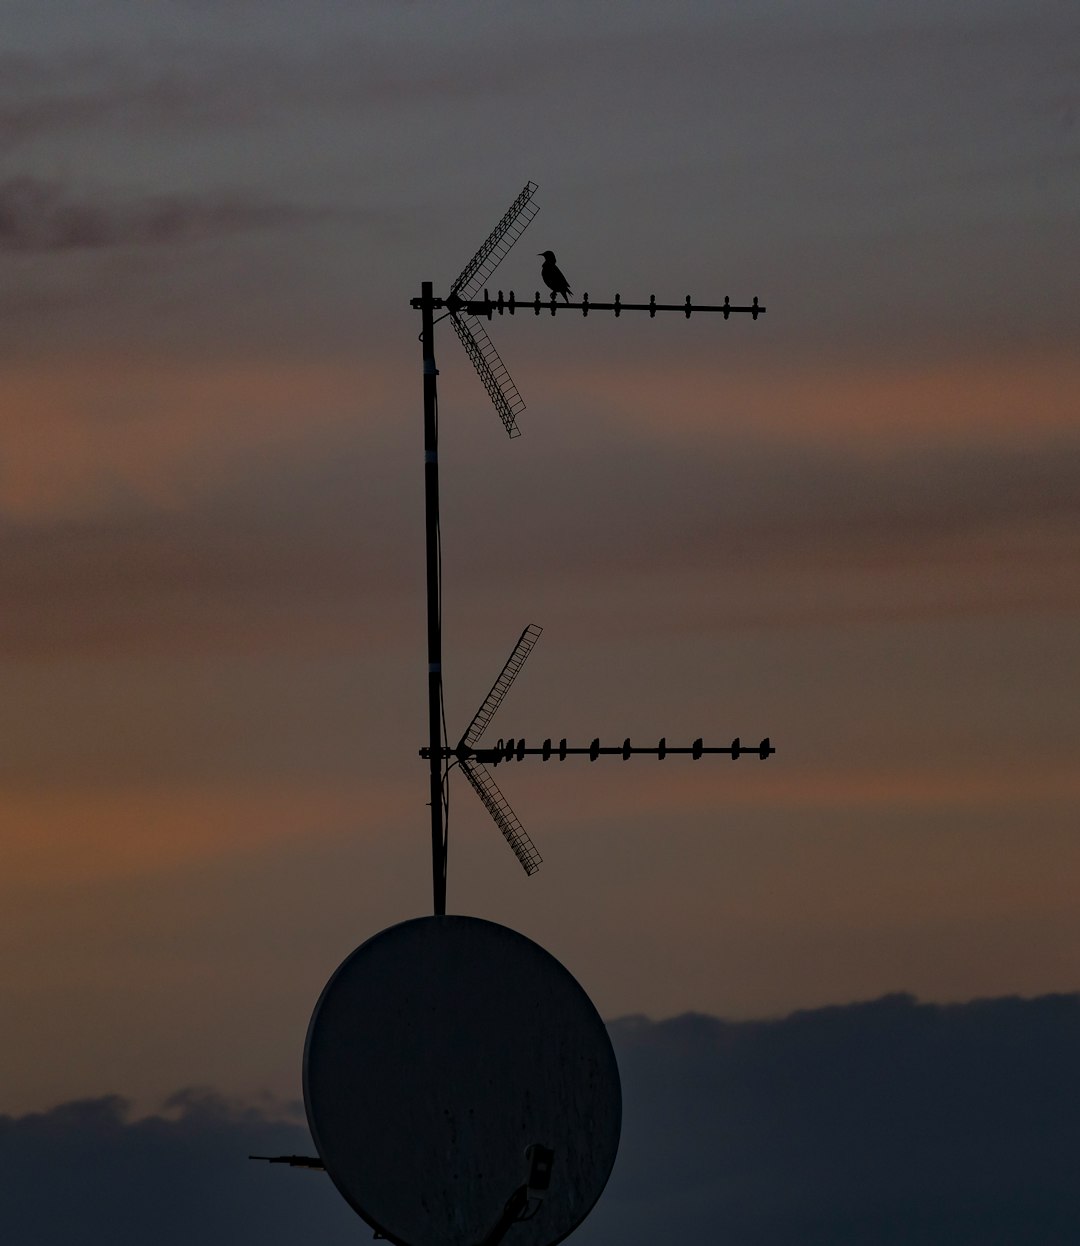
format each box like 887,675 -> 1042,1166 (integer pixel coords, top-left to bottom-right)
421,281 -> 446,915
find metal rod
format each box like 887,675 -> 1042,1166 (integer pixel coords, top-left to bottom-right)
420,740 -> 775,761
412,293 -> 765,318
421,281 -> 446,915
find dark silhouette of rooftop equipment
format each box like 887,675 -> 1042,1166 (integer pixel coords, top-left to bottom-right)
302,916 -> 619,1246
412,182 -> 770,912
255,186 -> 767,1246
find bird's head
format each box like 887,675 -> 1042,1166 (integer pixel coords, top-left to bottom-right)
538,251 -> 556,261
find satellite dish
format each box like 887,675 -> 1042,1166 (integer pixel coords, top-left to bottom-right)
303,916 -> 621,1246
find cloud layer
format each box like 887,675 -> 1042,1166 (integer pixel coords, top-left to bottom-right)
595,995 -> 1080,1245
3,993 -> 1079,1245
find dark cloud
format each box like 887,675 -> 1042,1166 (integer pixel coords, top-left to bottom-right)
0,177 -> 323,253
0,1089 -> 357,1245
3,994 -> 1079,1244
586,994 -> 1080,1246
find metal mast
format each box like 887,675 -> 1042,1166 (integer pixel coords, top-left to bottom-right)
420,184 -> 540,913
421,279 -> 445,914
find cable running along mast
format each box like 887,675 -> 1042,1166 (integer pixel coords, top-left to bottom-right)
416,182 -> 770,916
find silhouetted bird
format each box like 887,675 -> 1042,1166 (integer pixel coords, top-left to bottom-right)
538,251 -> 572,302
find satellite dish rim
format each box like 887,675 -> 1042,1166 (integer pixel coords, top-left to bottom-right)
303,914 -> 621,1246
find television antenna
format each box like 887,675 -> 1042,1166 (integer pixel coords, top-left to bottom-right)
414,182 -> 771,914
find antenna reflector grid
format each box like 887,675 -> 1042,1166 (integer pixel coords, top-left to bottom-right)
460,759 -> 543,875
462,624 -> 543,748
452,181 -> 539,300
450,313 -> 526,437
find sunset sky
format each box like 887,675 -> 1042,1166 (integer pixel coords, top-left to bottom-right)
2,1 -> 1079,1239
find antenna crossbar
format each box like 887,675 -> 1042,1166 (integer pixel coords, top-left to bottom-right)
420,291 -> 765,320
425,736 -> 775,763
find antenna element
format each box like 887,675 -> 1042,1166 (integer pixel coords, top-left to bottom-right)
447,182 -> 538,438
462,624 -> 543,748
459,759 -> 543,876
450,313 -> 526,438
452,181 -> 539,299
